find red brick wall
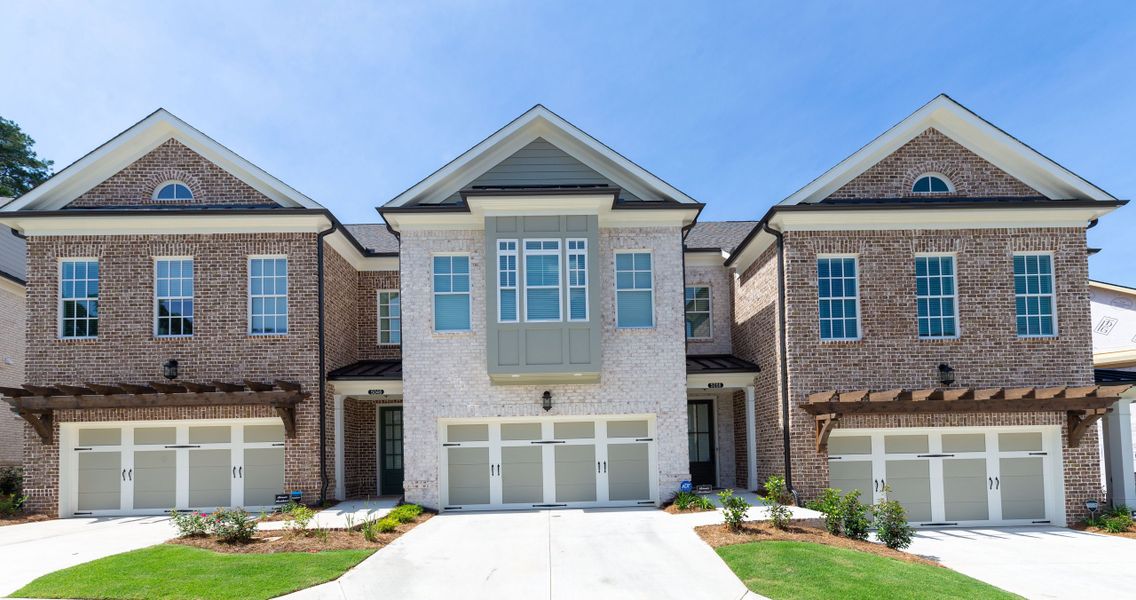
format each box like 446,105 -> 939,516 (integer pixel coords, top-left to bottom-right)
357,271 -> 401,360
67,139 -> 277,208
826,128 -> 1041,199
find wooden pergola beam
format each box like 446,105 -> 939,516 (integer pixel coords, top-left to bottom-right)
803,396 -> 1120,416
1068,408 -> 1110,448
17,410 -> 52,444
815,413 -> 839,453
5,391 -> 306,412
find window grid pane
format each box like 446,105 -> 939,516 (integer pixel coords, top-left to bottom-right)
684,286 -> 711,339
817,257 -> 859,340
567,239 -> 588,321
497,240 -> 518,322
378,291 -> 401,344
434,255 -> 471,331
1014,254 -> 1056,336
616,252 -> 653,328
249,257 -> 288,335
61,259 -> 99,339
524,240 -> 561,322
915,256 -> 957,338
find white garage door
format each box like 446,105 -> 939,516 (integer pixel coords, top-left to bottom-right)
827,426 -> 1063,527
63,418 -> 286,516
440,416 -> 657,510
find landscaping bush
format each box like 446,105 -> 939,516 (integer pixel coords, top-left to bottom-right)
673,491 -> 697,511
208,508 -> 257,543
0,466 -> 22,496
840,491 -> 871,541
388,504 -> 423,524
285,505 -> 316,534
693,495 -> 715,510
1103,513 -> 1133,533
717,489 -> 751,531
872,489 -> 914,550
762,475 -> 792,530
807,488 -> 845,536
169,511 -> 210,537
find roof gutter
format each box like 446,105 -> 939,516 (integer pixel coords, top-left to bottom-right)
762,221 -> 795,498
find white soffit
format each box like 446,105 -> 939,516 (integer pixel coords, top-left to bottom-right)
781,95 -> 1116,205
3,109 -> 323,212
384,105 -> 699,207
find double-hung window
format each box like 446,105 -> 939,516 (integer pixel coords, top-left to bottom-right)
249,256 -> 288,335
567,239 -> 588,321
497,240 -> 518,322
817,256 -> 859,340
1014,253 -> 1056,337
915,255 -> 957,338
434,255 -> 471,332
155,258 -> 194,337
684,286 -> 711,339
524,240 -> 561,322
615,252 -> 653,328
60,259 -> 99,339
378,291 -> 401,344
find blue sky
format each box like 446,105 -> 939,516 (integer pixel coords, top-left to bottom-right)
4,1 -> 1134,282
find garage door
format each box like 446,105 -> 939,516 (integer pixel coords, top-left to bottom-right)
440,416 -> 657,510
64,419 -> 285,516
827,427 -> 1061,527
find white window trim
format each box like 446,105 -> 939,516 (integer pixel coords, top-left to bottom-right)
567,238 -> 589,322
151,180 -> 194,201
912,172 -> 955,194
377,289 -> 401,346
817,254 -> 861,342
522,239 -> 563,323
153,256 -> 195,339
915,253 -> 960,340
496,240 -> 519,324
684,285 -> 713,340
248,255 -> 289,336
1013,251 -> 1058,338
58,257 -> 99,340
614,249 -> 655,329
432,253 -> 472,333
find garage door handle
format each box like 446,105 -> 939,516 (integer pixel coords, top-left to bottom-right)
597,462 -> 601,474
989,477 -> 993,490
122,469 -> 127,481
603,461 -> 607,473
874,479 -> 878,492
995,477 -> 1000,490
128,469 -> 132,481
238,466 -> 243,478
233,466 -> 237,478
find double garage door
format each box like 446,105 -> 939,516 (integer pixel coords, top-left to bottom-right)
828,426 -> 1062,527
441,416 -> 657,510
62,419 -> 285,516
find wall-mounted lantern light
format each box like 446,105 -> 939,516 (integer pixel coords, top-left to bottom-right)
163,359 -> 179,381
938,363 -> 955,386
542,390 -> 552,412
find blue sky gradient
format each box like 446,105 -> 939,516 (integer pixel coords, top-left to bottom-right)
4,1 -> 1134,282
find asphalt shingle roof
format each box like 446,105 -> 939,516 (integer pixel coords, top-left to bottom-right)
684,221 -> 758,254
343,224 -> 399,254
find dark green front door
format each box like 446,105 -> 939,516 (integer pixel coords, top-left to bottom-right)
379,406 -> 404,495
687,400 -> 716,486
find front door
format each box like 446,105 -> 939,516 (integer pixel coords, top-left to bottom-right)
687,400 -> 716,486
379,406 -> 404,495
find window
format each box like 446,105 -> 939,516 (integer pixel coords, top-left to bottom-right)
497,240 -> 518,323
817,256 -> 859,340
615,252 -> 653,328
153,181 -> 193,200
912,174 -> 952,193
684,286 -> 712,339
524,240 -> 561,322
433,255 -> 470,332
567,239 -> 588,321
249,257 -> 288,335
155,258 -> 194,337
60,259 -> 99,339
915,255 -> 957,338
1014,253 -> 1056,337
378,291 -> 401,344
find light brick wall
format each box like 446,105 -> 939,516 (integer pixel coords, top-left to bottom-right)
684,263 -> 734,355
398,227 -> 690,509
0,281 -> 25,466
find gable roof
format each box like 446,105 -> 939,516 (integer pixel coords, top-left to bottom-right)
3,109 -> 323,212
684,221 -> 758,253
383,105 -> 699,208
343,224 -> 399,254
782,94 -> 1116,205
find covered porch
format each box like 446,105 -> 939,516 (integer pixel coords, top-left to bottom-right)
327,360 -> 404,501
685,354 -> 760,492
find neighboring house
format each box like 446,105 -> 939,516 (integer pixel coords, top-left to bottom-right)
0,206 -> 26,467
0,96 -> 1127,529
1090,280 -> 1136,507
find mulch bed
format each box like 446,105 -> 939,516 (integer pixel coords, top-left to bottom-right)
169,513 -> 432,554
662,503 -> 716,514
1070,522 -> 1136,539
695,521 -> 941,567
0,513 -> 52,526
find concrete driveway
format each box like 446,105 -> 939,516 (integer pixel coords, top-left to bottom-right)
0,516 -> 176,596
907,526 -> 1136,599
283,508 -> 757,600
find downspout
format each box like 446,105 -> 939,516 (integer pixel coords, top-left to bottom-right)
761,222 -> 796,501
316,222 -> 337,505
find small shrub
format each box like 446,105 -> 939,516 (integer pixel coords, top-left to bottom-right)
718,489 -> 751,531
169,511 -> 209,537
313,527 -> 330,543
361,517 -> 380,542
840,491 -> 871,541
282,500 -> 303,515
673,491 -> 697,511
872,489 -> 914,550
0,494 -> 27,518
1103,513 -> 1133,533
693,495 -> 715,511
763,475 -> 792,530
388,504 -> 423,523
208,508 -> 257,543
0,466 -> 22,496
286,505 -> 317,534
1107,504 -> 1133,519
807,488 -> 844,535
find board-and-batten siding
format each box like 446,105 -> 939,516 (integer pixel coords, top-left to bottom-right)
443,138 -> 643,202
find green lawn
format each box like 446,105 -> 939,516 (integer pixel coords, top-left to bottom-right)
14,544 -> 374,600
717,541 -> 1021,600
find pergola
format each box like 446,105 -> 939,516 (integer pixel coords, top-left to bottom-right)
0,381 -> 308,444
802,384 -> 1133,452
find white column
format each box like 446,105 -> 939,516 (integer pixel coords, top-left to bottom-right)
745,385 -> 757,491
1103,396 -> 1136,508
333,395 -> 345,501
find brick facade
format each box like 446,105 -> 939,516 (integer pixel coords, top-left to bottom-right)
0,281 -> 25,466
357,271 -> 402,361
684,263 -> 734,355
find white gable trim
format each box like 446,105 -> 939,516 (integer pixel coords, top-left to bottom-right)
384,105 -> 698,207
782,95 -> 1116,205
3,109 -> 323,212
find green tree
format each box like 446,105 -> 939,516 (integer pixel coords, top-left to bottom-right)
0,117 -> 53,198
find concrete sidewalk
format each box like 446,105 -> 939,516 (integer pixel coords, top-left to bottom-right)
259,497 -> 400,531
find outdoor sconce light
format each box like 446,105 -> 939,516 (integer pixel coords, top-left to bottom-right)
163,359 -> 179,380
938,363 -> 955,386
542,391 -> 552,412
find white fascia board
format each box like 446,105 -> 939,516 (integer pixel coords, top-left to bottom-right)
1,212 -> 336,236
1089,280 -> 1136,296
727,228 -> 776,276
770,205 -> 1117,232
1095,349 -> 1136,368
687,372 -> 758,390
324,230 -> 398,271
684,250 -> 729,267
0,276 -> 25,296
4,110 -> 322,212
328,380 -> 403,397
386,194 -> 698,231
